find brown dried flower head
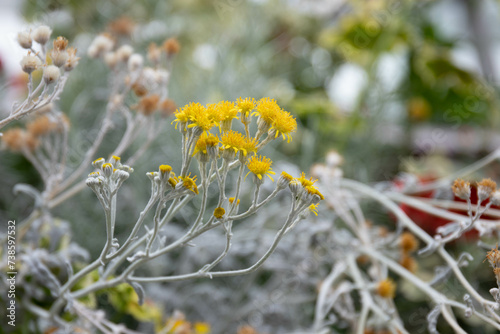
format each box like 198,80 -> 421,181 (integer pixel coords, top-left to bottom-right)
53,36 -> 68,51
64,47 -> 80,71
2,128 -> 38,152
238,325 -> 259,334
26,115 -> 57,137
486,245 -> 500,269
477,178 -> 497,202
452,179 -> 471,200
148,43 -> 162,64
160,99 -> 177,117
136,94 -> 160,116
131,82 -> 148,97
163,38 -> 180,55
107,16 -> 135,37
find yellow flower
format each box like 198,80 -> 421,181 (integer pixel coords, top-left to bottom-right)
179,173 -> 199,194
240,136 -> 258,157
159,164 -> 172,173
270,109 -> 297,142
309,203 -> 319,216
168,177 -> 178,188
246,155 -> 276,181
172,104 -> 191,129
186,103 -> 217,133
229,197 -> 240,205
173,102 -> 217,133
236,97 -> 256,123
297,172 -> 317,188
193,133 -> 219,156
281,171 -> 293,182
215,101 -> 238,121
194,322 -> 211,334
252,97 -> 280,125
220,130 -> 246,154
305,185 -> 324,200
213,207 -> 225,219
376,278 -> 396,299
214,101 -> 238,132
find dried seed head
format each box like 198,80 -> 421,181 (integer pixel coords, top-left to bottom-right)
159,99 -> 176,117
452,179 -> 471,200
486,245 -> 500,269
50,49 -> 69,67
104,52 -> 118,68
128,53 -> 143,72
399,232 -> 418,253
163,38 -> 180,55
43,65 -> 60,84
376,278 -> 396,299
237,325 -> 258,334
148,43 -> 162,64
64,47 -> 79,71
32,25 -> 52,45
107,16 -> 135,37
26,115 -> 57,137
20,54 -> 42,74
136,94 -> 160,116
116,44 -> 134,62
87,34 -> 114,58
1,128 -> 39,152
491,190 -> 500,206
17,30 -> 32,49
53,36 -> 68,51
477,178 -> 497,202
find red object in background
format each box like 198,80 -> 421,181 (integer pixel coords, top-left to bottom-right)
395,178 -> 499,239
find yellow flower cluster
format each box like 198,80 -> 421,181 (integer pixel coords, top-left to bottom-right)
172,97 -> 297,142
252,97 -> 297,142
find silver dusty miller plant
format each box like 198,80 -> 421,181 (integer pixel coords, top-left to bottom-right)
308,150 -> 500,333
0,24 -> 323,333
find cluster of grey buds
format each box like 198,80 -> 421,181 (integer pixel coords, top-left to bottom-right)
86,155 -> 133,200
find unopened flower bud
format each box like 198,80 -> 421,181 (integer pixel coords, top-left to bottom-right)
109,155 -> 122,167
146,171 -> 157,182
18,31 -> 32,49
33,25 -> 52,45
92,157 -> 105,169
102,163 -> 113,178
43,65 -> 60,84
159,164 -> 172,180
